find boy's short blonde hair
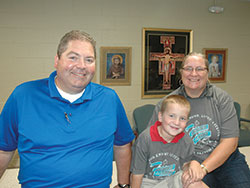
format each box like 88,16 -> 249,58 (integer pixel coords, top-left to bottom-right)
160,95 -> 191,116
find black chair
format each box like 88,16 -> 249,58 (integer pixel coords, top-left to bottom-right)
234,102 -> 250,147
133,104 -> 155,138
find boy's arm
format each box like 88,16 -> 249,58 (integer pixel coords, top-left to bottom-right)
131,174 -> 144,188
130,132 -> 149,188
0,150 -> 15,178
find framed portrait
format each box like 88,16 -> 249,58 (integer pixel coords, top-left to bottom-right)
142,28 -> 193,98
203,48 -> 227,82
100,47 -> 131,86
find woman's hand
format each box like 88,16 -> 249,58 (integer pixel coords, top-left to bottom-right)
182,167 -> 192,188
188,160 -> 206,181
182,160 -> 206,188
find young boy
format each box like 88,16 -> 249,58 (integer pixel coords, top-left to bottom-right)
130,95 -> 208,188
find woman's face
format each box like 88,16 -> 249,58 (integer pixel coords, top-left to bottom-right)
181,55 -> 208,97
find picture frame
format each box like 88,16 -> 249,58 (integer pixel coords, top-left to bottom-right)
100,47 -> 131,86
142,28 -> 193,98
203,48 -> 227,82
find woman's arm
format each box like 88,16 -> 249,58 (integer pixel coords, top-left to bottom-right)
201,137 -> 238,173
182,137 -> 238,186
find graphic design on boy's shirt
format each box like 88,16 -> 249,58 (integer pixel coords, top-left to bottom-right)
148,153 -> 179,179
151,161 -> 176,177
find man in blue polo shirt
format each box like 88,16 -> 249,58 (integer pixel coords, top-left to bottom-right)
0,30 -> 134,188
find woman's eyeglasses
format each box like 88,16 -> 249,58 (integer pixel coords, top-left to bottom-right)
182,66 -> 208,73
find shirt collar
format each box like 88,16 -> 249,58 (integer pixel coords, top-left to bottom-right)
48,71 -> 92,104
178,82 -> 213,98
150,121 -> 185,144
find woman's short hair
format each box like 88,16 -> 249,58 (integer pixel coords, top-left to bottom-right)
181,52 -> 209,69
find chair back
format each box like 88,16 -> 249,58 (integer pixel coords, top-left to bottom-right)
234,102 -> 250,147
234,102 -> 241,127
133,104 -> 155,136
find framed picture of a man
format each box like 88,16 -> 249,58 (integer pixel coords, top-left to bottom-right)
203,48 -> 227,82
142,28 -> 193,98
100,47 -> 131,86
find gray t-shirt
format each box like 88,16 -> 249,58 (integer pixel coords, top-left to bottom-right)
131,121 -> 194,180
148,83 -> 239,162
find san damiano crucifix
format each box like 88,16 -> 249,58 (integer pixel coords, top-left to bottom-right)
149,36 -> 185,90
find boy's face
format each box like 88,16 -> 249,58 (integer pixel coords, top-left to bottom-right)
158,103 -> 189,140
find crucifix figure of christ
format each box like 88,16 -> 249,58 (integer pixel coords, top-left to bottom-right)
149,36 -> 185,90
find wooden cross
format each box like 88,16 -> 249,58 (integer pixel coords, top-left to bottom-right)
149,36 -> 185,90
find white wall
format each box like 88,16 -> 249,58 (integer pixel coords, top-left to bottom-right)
0,0 -> 250,123
1,0 -> 250,124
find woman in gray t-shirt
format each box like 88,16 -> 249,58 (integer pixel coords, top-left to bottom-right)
148,52 -> 250,188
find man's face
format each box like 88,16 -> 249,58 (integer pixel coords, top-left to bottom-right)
54,40 -> 95,94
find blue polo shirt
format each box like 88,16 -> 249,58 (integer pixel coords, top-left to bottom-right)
0,71 -> 135,187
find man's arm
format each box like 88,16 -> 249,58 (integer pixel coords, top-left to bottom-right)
0,150 -> 15,178
113,143 -> 132,186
